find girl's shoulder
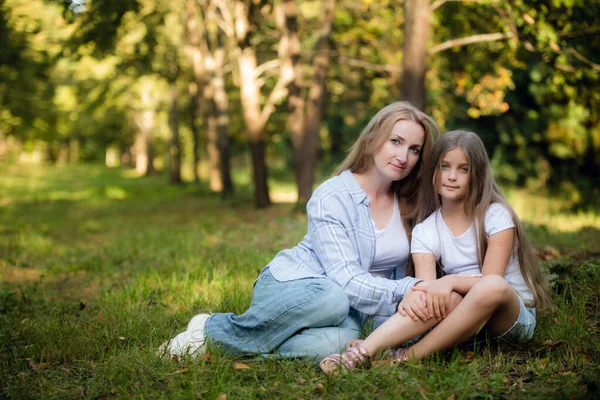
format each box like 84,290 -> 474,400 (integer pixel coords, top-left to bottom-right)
484,202 -> 515,234
413,209 -> 442,236
485,202 -> 512,219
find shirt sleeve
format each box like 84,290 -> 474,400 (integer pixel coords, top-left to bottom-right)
307,194 -> 421,318
410,221 -> 438,255
485,203 -> 515,236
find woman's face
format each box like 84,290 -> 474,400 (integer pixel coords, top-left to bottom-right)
373,120 -> 425,183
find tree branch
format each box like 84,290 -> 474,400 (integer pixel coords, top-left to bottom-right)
259,74 -> 289,127
429,32 -> 513,54
567,48 -> 600,72
254,59 -> 280,78
431,0 -> 500,12
212,0 -> 235,38
430,0 -> 447,11
338,55 -> 402,73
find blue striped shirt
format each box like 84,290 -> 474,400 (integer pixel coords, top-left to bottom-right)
268,170 -> 421,318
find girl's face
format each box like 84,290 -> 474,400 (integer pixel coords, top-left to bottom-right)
373,120 -> 425,184
438,147 -> 470,203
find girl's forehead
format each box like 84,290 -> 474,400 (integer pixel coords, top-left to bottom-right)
443,147 -> 467,158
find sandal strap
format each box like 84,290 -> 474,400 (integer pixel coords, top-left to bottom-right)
388,347 -> 409,364
339,345 -> 371,369
319,344 -> 371,374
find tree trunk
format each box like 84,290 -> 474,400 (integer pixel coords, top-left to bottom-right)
57,141 -> 69,165
281,0 -> 335,205
0,132 -> 5,162
69,139 -> 80,163
168,84 -> 182,184
298,0 -> 334,204
204,76 -> 223,192
213,47 -> 234,197
188,82 -> 201,183
238,40 -> 271,207
185,0 -> 207,184
250,139 -> 270,208
401,0 -> 430,111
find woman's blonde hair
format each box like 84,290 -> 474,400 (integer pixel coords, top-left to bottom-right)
423,130 -> 552,311
335,102 -> 440,234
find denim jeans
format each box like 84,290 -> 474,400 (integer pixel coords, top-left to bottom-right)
205,267 -> 360,360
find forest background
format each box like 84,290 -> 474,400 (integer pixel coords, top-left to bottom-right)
1,0 -> 599,208
1,0 -> 599,398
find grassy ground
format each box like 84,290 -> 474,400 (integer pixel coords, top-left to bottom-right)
1,164 -> 599,399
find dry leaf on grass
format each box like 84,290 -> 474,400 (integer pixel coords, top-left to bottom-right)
371,360 -> 391,367
543,339 -> 565,348
233,362 -> 251,370
167,369 -> 188,375
313,383 -> 325,393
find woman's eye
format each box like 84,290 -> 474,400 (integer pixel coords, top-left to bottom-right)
391,139 -> 400,145
410,147 -> 420,154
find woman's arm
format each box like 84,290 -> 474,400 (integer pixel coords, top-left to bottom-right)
308,195 -> 421,317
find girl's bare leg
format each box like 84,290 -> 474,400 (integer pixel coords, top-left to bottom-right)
360,291 -> 463,357
406,275 -> 522,360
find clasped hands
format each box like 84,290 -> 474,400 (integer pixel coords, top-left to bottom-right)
398,277 -> 453,322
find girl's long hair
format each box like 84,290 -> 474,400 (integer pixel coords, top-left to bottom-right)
335,102 -> 440,236
421,130 -> 552,311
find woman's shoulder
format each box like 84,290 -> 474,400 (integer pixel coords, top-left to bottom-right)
311,174 -> 348,200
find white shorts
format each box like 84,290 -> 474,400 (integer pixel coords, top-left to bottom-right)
496,295 -> 536,342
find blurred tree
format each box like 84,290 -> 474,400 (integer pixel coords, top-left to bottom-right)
280,0 -> 335,206
185,0 -> 233,195
214,0 -> 293,207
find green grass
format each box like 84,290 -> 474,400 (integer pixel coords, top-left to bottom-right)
1,164 -> 599,399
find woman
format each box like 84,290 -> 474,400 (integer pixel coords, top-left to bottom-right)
159,102 -> 439,360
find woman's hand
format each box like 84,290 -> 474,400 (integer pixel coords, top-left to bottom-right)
412,276 -> 454,320
398,284 -> 430,322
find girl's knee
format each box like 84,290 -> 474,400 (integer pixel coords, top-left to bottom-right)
470,275 -> 512,306
448,291 -> 463,310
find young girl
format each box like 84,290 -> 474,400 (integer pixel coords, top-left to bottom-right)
320,130 -> 552,373
159,102 -> 440,360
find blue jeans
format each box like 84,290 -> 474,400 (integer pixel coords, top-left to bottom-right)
205,268 -> 360,360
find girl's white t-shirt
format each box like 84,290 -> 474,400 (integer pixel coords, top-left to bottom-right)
411,203 -> 532,302
369,195 -> 409,278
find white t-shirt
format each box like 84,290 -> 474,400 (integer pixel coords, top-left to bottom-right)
411,203 -> 532,302
370,195 -> 409,278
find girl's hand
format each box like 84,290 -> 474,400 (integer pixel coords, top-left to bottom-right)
412,277 -> 454,320
398,285 -> 430,322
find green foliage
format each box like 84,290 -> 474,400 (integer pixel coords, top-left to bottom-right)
0,0 -> 598,206
0,164 -> 599,398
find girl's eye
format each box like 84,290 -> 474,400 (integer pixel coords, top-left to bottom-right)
410,147 -> 420,154
391,139 -> 400,145
440,164 -> 449,169
459,167 -> 469,172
